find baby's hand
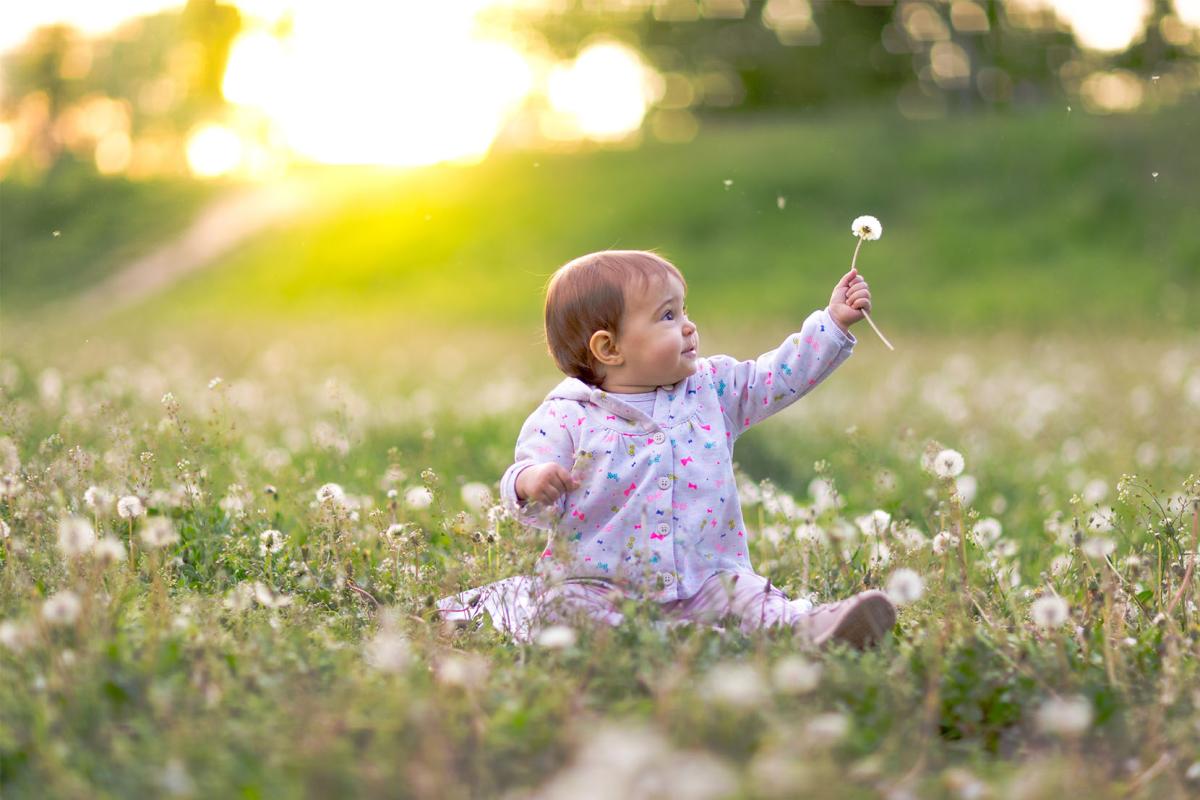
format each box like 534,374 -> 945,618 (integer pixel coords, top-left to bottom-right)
516,463 -> 581,506
827,267 -> 872,332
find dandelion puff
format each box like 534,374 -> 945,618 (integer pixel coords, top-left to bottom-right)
931,530 -> 958,555
259,529 -> 285,556
434,653 -> 491,688
0,519 -> 9,539
460,482 -> 492,513
57,516 -> 97,557
971,517 -> 1002,546
933,449 -> 965,479
771,656 -> 822,695
0,620 -> 37,653
253,582 -> 293,609
851,215 -> 882,241
886,568 -> 924,605
42,590 -> 82,626
535,624 -> 577,649
806,712 -> 850,742
1086,507 -> 1116,533
855,509 -> 891,537
703,662 -> 767,709
117,495 -> 145,519
365,630 -> 411,673
315,483 -> 345,505
1031,595 -> 1070,629
1035,695 -> 1092,737
1082,536 -> 1115,561
93,537 -> 127,564
156,757 -> 195,797
140,517 -> 179,549
405,486 -> 433,510
84,485 -> 113,511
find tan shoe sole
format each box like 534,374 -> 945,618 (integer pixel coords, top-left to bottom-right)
812,590 -> 896,649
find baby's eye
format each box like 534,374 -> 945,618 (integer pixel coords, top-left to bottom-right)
663,310 -> 674,321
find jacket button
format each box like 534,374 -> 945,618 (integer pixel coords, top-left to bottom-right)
658,477 -> 671,490
652,431 -> 666,444
656,523 -> 670,535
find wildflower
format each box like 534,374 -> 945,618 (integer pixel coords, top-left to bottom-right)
460,482 -> 492,512
851,215 -> 882,240
434,653 -> 491,687
771,656 -> 822,694
971,517 -> 1003,546
386,488 -> 398,500
855,509 -> 891,537
208,376 -> 223,390
364,630 -> 411,673
932,530 -> 958,555
315,483 -> 345,505
84,485 -> 113,511
886,568 -> 924,605
42,590 -> 82,626
259,529 -> 285,556
1082,536 -> 1115,561
535,624 -> 577,649
140,517 -> 180,549
0,620 -> 36,653
93,537 -> 127,564
57,516 -> 97,557
703,662 -> 767,709
405,486 -> 434,510
117,495 -> 145,519
252,582 -> 293,609
933,449 -> 965,479
1031,595 -> 1070,629
1035,695 -> 1092,737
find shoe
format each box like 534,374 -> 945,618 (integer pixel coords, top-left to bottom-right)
797,589 -> 896,649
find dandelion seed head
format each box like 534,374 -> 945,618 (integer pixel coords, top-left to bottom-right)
703,662 -> 767,709
772,655 -> 822,694
1036,695 -> 1092,737
932,530 -> 958,555
117,495 -> 145,519
1082,536 -> 1115,560
365,629 -> 411,673
851,214 -> 882,240
84,485 -> 113,511
0,620 -> 37,653
460,482 -> 492,512
933,449 -> 965,479
0,519 -> 9,539
971,517 -> 1003,546
42,590 -> 82,626
316,482 -> 346,505
259,529 -> 285,556
405,486 -> 434,510
140,517 -> 179,549
57,516 -> 97,557
886,568 -> 924,605
1086,507 -> 1116,533
535,624 -> 577,649
1031,595 -> 1070,628
806,712 -> 850,742
855,509 -> 892,537
93,537 -> 127,564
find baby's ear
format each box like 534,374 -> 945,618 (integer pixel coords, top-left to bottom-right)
588,330 -> 623,366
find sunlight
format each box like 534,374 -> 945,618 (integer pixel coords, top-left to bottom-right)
545,41 -> 659,141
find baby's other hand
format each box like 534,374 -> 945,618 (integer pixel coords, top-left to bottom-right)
827,267 -> 872,332
516,463 -> 581,506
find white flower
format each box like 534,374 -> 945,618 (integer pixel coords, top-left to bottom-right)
932,530 -> 958,555
93,537 -> 127,564
42,590 -> 82,626
365,630 -> 410,673
1050,554 -> 1072,576
252,582 -> 293,608
140,517 -> 180,549
434,653 -> 490,687
971,517 -> 1003,546
57,516 -> 97,557
855,509 -> 891,537
208,376 -> 223,390
1035,695 -> 1092,737
84,485 -> 113,511
1031,595 -> 1070,629
933,449 -> 965,479
535,624 -> 577,649
460,482 -> 492,512
886,568 -> 924,605
851,215 -> 882,240
405,486 -> 434,510
117,495 -> 145,519
315,483 -> 345,505
1082,479 -> 1108,505
771,656 -> 822,694
1086,507 -> 1116,533
703,662 -> 767,709
259,529 -> 285,556
1082,536 -> 1115,561
955,475 -> 978,505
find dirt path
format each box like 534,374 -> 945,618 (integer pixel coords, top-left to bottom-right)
61,175 -> 318,321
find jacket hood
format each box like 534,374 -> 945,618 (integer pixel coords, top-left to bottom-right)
543,371 -> 703,433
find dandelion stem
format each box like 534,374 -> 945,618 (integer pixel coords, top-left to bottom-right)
850,235 -> 895,351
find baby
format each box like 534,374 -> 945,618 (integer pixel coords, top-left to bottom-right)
438,250 -> 895,648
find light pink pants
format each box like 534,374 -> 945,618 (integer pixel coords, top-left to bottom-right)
539,572 -> 808,634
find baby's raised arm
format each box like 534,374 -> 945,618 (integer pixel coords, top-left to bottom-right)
707,307 -> 855,440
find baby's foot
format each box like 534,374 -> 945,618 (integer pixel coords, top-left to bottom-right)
796,589 -> 896,649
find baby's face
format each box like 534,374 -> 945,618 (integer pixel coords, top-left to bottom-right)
612,274 -> 699,389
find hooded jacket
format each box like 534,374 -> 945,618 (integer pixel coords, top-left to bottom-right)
499,307 -> 856,602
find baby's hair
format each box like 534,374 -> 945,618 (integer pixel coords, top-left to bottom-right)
544,250 -> 687,386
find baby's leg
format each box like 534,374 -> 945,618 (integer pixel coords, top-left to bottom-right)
664,572 -> 804,635
534,578 -> 627,632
